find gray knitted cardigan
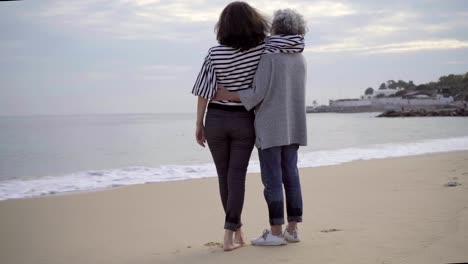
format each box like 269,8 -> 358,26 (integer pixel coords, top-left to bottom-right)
239,52 -> 307,149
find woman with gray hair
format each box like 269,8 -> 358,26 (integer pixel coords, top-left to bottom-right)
193,2 -> 306,251
214,8 -> 308,246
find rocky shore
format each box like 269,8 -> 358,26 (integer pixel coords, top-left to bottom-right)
377,108 -> 468,117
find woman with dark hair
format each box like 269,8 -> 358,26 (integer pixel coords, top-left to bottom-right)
192,1 -> 303,251
192,1 -> 268,251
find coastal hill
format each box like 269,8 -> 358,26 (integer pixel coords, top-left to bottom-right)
309,72 -> 468,113
367,72 -> 468,101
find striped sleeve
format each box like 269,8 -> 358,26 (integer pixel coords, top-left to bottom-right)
264,35 -> 305,54
192,50 -> 217,99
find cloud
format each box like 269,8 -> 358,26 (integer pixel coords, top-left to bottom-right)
442,60 -> 467,65
29,0 -> 357,40
370,39 -> 468,54
344,11 -> 418,38
250,0 -> 356,18
350,24 -> 407,37
33,1 -> 209,40
9,1 -> 468,55
303,4 -> 468,55
135,2 -> 219,22
82,64 -> 192,82
305,39 -> 468,54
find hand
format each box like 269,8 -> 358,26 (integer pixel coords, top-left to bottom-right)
214,85 -> 232,101
195,123 -> 206,147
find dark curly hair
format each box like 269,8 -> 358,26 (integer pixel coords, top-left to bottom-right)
215,1 -> 269,51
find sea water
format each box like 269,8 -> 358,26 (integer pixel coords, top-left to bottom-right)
0,113 -> 467,200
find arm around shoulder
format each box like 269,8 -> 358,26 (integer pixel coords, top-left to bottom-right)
239,55 -> 273,111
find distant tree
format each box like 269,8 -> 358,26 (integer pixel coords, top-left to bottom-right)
463,74 -> 468,93
439,74 -> 463,94
365,87 -> 374,95
387,80 -> 397,89
416,84 -> 427,91
312,100 -> 318,107
396,80 -> 408,89
429,81 -> 438,87
373,73 -> 466,100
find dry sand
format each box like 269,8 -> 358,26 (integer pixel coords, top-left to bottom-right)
1,151 -> 467,264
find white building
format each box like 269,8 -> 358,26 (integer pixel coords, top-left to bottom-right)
329,86 -> 454,109
372,87 -> 404,97
329,99 -> 371,107
329,97 -> 454,108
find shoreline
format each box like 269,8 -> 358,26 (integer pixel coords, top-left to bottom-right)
1,151 -> 468,264
1,149 -> 467,202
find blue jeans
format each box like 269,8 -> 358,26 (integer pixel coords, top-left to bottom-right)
258,144 -> 303,226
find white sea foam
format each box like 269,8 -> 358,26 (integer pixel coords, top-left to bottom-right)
1,136 -> 468,200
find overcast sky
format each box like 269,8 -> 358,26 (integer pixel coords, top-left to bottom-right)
1,0 -> 467,115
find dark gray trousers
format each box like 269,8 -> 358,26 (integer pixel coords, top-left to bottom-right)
205,106 -> 255,231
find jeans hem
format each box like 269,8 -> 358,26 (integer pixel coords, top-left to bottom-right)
269,218 -> 285,225
287,216 -> 303,223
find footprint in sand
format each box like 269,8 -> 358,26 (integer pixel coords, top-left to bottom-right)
320,228 -> 342,233
444,181 -> 461,187
204,242 -> 223,248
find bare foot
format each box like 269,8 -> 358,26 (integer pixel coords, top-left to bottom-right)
223,242 -> 241,251
224,230 -> 242,251
234,229 -> 246,245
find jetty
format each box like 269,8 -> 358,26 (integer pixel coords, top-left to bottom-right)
377,108 -> 468,117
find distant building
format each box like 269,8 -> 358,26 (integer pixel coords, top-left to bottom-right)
373,87 -> 404,97
329,99 -> 371,107
402,91 -> 432,99
328,87 -> 454,111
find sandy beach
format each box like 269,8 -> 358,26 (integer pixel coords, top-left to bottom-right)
1,151 -> 467,264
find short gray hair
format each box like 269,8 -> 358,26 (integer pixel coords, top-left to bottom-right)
271,9 -> 307,35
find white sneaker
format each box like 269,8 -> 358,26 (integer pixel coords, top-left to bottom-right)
284,228 -> 300,243
251,229 -> 287,246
